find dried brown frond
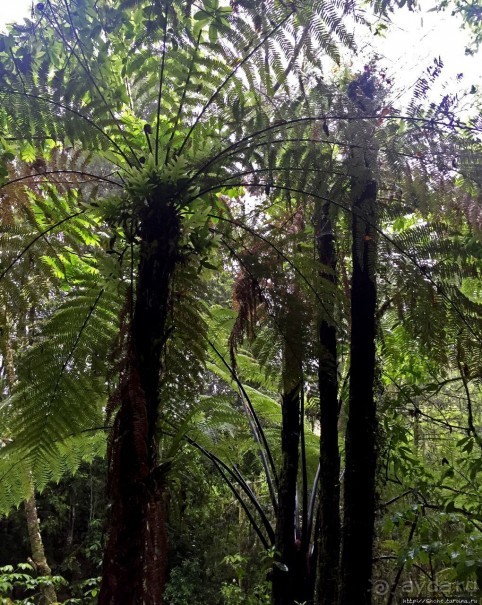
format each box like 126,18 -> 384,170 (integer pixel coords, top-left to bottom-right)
229,268 -> 265,368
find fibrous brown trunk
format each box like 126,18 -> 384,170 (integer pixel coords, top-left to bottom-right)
99,193 -> 179,605
339,179 -> 378,605
315,202 -> 340,605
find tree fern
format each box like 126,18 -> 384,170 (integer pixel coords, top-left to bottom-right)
4,1 -> 481,603
0,147 -> 117,476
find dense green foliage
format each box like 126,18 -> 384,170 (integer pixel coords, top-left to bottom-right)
0,0 -> 481,603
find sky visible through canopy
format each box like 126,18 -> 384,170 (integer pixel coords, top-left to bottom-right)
0,0 -> 32,30
352,2 -> 481,110
0,1 -> 480,107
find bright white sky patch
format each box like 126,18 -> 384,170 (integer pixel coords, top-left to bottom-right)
353,1 -> 482,109
0,1 -> 32,32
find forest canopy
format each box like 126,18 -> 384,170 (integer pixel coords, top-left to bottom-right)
0,1 -> 481,604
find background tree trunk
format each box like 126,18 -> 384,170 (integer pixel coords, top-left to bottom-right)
24,491 -> 58,604
315,201 -> 341,605
272,323 -> 304,605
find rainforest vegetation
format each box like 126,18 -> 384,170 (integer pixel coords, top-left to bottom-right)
0,0 -> 481,603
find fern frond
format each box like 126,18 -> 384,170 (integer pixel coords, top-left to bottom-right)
0,431 -> 106,514
1,279 -> 123,464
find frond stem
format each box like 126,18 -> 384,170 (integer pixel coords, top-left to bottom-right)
2,89 -> 131,167
208,339 -> 279,505
1,170 -> 122,189
185,435 -> 273,547
165,30 -> 202,165
177,11 -> 294,156
0,210 -> 87,283
155,0 -> 170,165
48,0 -> 140,165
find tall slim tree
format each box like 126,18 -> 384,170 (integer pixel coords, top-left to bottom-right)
315,199 -> 341,605
272,294 -> 304,605
340,71 -> 379,605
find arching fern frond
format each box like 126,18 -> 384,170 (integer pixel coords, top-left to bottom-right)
0,430 -> 106,514
0,278 -> 123,475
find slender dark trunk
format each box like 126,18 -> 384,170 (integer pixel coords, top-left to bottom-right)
306,503 -> 320,603
339,179 -> 378,605
66,492 -> 75,552
272,330 -> 304,605
99,193 -> 180,605
315,202 -> 340,605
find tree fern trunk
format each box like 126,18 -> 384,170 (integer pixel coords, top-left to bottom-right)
99,195 -> 180,605
339,179 -> 378,605
272,326 -> 305,605
315,202 -> 340,605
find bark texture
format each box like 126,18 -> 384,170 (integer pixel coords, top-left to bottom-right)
99,192 -> 179,605
24,492 -> 57,604
339,179 -> 378,605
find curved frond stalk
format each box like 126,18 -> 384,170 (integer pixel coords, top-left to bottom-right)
208,340 -> 278,508
177,11 -> 293,156
155,0 -> 170,165
1,89 -> 131,166
184,434 -> 274,548
164,30 -> 202,164
2,279 -> 122,463
48,0 -> 141,165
